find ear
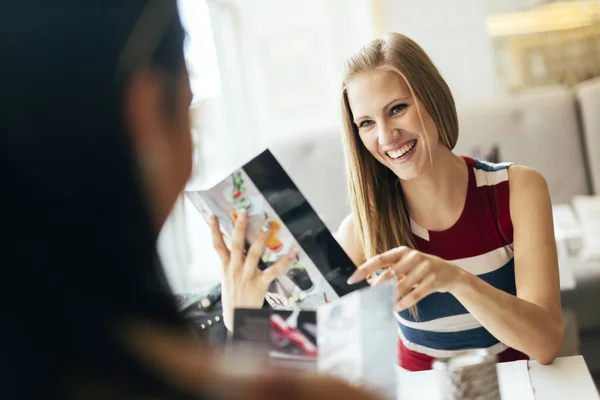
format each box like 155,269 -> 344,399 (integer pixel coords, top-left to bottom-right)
123,70 -> 164,152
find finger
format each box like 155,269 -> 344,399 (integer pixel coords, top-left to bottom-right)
395,262 -> 430,299
230,208 -> 249,265
390,250 -> 425,280
347,246 -> 411,284
370,269 -> 396,287
244,219 -> 272,277
262,249 -> 297,285
395,272 -> 437,312
209,216 -> 230,267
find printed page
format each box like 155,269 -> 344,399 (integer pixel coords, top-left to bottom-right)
496,360 -> 535,400
318,283 -> 397,400
185,149 -> 368,310
360,282 -> 397,400
317,289 -> 363,383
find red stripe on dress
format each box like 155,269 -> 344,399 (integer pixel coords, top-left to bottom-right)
398,338 -> 529,371
412,161 -> 513,260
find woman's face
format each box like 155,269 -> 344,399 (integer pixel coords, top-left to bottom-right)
126,67 -> 194,228
346,69 -> 439,181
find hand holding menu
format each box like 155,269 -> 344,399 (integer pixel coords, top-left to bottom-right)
185,149 -> 369,310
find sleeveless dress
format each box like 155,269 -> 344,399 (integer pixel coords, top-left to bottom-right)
397,156 -> 528,371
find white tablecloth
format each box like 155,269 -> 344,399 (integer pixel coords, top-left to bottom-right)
397,356 -> 598,400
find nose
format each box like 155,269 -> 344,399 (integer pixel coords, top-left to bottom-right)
377,120 -> 397,147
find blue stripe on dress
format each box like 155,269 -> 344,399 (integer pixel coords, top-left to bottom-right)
399,324 -> 500,351
398,258 -> 516,323
474,159 -> 512,172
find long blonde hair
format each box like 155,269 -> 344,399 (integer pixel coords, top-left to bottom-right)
341,33 -> 458,316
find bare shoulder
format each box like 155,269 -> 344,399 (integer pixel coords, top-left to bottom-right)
507,165 -> 552,223
508,165 -> 549,191
335,213 -> 365,267
336,213 -> 358,245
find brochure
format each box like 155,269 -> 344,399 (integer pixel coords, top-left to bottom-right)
317,282 -> 398,400
185,149 -> 369,310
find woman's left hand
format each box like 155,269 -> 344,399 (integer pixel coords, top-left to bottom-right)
347,247 -> 465,311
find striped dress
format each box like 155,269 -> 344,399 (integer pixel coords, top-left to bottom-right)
397,156 -> 528,371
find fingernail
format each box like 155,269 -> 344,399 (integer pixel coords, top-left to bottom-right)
238,208 -> 247,220
262,219 -> 271,232
287,249 -> 297,259
209,216 -> 218,225
347,274 -> 357,285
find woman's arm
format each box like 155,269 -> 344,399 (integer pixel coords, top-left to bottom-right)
450,166 -> 563,364
348,166 -> 564,364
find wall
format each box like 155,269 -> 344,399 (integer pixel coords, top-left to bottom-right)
377,0 -> 534,105
215,0 -> 540,149
210,0 -> 377,154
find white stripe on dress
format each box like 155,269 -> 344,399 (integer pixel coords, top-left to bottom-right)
396,312 -> 482,333
409,218 -> 430,241
474,167 -> 509,187
451,244 -> 514,276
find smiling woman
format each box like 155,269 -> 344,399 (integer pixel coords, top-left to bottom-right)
336,32 -> 563,371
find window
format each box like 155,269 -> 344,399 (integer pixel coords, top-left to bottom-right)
178,0 -> 220,104
158,0 -> 225,293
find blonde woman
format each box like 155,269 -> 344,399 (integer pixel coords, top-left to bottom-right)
339,33 -> 563,371
218,33 -> 563,372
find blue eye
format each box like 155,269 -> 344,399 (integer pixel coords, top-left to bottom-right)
359,120 -> 374,128
391,104 -> 407,115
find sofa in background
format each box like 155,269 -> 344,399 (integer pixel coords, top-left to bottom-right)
455,86 -> 591,204
271,79 -> 600,371
576,77 -> 600,195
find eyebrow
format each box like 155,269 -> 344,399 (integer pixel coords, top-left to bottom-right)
353,96 -> 411,123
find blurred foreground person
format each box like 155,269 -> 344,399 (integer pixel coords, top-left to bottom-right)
0,1 -> 382,399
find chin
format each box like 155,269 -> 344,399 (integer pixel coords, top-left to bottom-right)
391,165 -> 423,181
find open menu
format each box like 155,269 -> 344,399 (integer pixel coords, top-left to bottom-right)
185,149 -> 369,310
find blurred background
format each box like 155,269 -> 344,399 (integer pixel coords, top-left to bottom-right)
162,0 -> 600,377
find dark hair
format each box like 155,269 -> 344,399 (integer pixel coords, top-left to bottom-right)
0,1 -> 200,398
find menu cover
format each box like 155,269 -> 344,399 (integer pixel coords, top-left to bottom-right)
317,282 -> 398,400
185,149 -> 368,310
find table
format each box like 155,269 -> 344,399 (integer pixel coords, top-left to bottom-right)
397,356 -> 598,400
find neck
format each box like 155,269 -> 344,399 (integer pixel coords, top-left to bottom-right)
400,146 -> 467,231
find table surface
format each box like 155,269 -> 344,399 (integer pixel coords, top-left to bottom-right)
397,356 -> 598,400
528,356 -> 598,399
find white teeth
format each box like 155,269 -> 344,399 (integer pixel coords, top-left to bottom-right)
387,140 -> 416,159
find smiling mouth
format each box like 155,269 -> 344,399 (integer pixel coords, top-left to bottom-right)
386,139 -> 417,160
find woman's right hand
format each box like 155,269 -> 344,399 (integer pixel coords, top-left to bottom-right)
209,209 -> 296,331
